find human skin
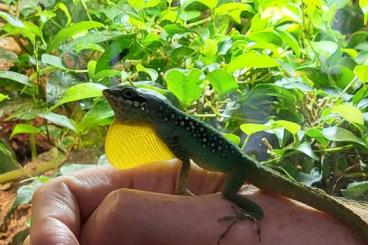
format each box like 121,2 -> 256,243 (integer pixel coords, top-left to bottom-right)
24,159 -> 364,245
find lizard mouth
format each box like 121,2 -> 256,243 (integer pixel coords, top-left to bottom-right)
103,89 -> 124,112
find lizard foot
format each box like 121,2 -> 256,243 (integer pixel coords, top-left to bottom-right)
217,206 -> 261,245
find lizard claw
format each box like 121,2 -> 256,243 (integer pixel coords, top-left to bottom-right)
217,206 -> 261,245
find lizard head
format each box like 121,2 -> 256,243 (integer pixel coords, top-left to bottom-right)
103,86 -> 163,123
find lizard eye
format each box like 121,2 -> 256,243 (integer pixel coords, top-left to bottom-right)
122,89 -> 134,99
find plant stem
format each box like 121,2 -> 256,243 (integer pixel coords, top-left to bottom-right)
29,134 -> 37,161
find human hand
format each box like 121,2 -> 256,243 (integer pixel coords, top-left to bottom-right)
24,159 -> 363,245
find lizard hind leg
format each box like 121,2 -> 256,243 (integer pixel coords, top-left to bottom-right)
218,168 -> 264,244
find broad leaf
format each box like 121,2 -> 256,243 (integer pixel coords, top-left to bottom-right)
47,21 -> 104,52
331,104 -> 364,125
39,112 -> 77,132
0,71 -> 32,86
10,124 -> 41,138
207,69 -> 238,97
165,68 -> 204,106
52,83 -> 106,110
322,127 -> 367,148
227,52 -> 279,72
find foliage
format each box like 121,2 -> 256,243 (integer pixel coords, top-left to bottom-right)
0,0 -> 368,201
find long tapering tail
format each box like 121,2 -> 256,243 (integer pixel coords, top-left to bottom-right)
248,164 -> 368,243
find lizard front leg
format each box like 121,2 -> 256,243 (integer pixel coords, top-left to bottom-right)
218,166 -> 264,244
222,167 -> 263,219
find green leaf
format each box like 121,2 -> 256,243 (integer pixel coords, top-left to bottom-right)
74,43 -> 105,53
201,39 -> 218,57
240,123 -> 268,136
311,41 -> 338,58
47,21 -> 104,52
0,11 -> 24,28
165,68 -> 204,106
39,112 -> 77,132
13,177 -> 47,206
54,3 -> 72,26
0,93 -> 9,102
294,142 -> 319,161
0,71 -> 32,86
51,83 -> 107,110
331,104 -> 364,125
0,140 -> 19,174
322,127 -> 367,148
87,60 -> 97,78
276,30 -> 301,57
353,86 -> 368,105
95,34 -> 136,73
223,133 -> 241,145
215,3 -> 253,24
182,0 -> 218,9
136,63 -> 158,81
128,0 -> 161,9
354,64 -> 368,83
207,69 -> 238,97
227,52 -> 279,72
360,0 -> 368,25
93,70 -> 122,80
342,181 -> 368,201
41,54 -> 67,70
271,120 -> 301,135
10,124 -> 41,138
78,101 -> 114,132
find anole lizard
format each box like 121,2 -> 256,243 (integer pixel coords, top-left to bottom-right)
103,86 -> 368,243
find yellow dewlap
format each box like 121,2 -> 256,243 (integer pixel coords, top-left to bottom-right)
105,120 -> 175,169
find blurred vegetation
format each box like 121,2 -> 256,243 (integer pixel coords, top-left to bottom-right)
0,0 -> 368,204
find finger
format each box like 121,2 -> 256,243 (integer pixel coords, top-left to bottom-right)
30,160 -> 224,245
80,188 -> 364,245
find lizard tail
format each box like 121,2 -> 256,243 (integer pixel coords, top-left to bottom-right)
248,164 -> 368,243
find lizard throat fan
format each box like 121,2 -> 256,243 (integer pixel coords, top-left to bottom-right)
104,87 -> 175,169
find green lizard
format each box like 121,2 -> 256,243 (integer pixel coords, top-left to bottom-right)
103,85 -> 368,243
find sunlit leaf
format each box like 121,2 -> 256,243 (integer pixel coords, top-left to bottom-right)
215,3 -> 253,24
227,52 -> 279,72
10,124 -> 41,138
165,68 -> 204,106
277,30 -> 301,56
354,64 -> 368,83
52,83 -> 107,110
0,93 -> 9,102
201,39 -> 218,57
240,123 -> 268,136
182,0 -> 218,9
223,133 -> 241,145
360,0 -> 368,24
47,21 -> 104,52
331,104 -> 364,125
128,0 -> 161,9
271,120 -> 301,135
207,69 -> 238,97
